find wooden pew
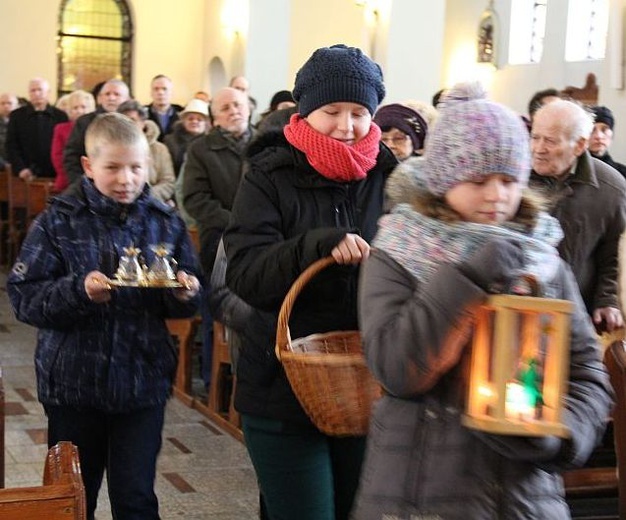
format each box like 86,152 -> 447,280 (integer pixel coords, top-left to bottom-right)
563,340 -> 626,519
0,441 -> 86,519
5,169 -> 52,266
167,226 -> 243,441
0,368 -> 4,489
207,321 -> 240,433
167,316 -> 202,405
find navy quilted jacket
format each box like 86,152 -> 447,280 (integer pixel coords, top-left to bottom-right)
7,178 -> 201,412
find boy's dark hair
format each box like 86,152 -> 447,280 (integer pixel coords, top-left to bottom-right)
528,88 -> 560,118
85,112 -> 148,158
91,81 -> 106,100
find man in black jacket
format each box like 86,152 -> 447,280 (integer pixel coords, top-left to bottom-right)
588,105 -> 626,178
5,78 -> 67,180
145,75 -> 183,142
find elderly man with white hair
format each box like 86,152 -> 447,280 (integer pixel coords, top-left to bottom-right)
530,99 -> 626,333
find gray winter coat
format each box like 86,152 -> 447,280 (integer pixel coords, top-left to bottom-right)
351,251 -> 613,520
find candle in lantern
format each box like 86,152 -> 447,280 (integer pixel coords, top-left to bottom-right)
505,381 -> 535,420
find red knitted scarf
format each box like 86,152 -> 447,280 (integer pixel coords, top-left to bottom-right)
284,114 -> 381,182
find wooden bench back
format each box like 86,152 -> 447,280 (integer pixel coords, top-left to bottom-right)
2,165 -> 52,266
606,340 -> 626,518
0,442 -> 86,519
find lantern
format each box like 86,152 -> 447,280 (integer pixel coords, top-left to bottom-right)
462,291 -> 573,438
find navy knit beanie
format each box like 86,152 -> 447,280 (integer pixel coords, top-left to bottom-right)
591,105 -> 615,130
293,44 -> 385,117
269,90 -> 295,111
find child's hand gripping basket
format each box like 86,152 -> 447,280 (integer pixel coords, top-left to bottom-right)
275,256 -> 382,437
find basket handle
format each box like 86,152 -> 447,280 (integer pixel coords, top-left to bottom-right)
275,256 -> 337,360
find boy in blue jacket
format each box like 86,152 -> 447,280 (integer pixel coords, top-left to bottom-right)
8,112 -> 201,520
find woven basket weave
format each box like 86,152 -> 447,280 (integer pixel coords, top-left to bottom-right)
275,256 -> 382,436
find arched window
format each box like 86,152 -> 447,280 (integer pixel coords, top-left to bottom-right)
57,0 -> 133,97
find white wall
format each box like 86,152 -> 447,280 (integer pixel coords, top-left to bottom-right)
1,0 -> 207,106
441,0 -> 626,161
131,0 -> 207,104
598,0 -> 626,160
1,0 -> 61,97
242,0 -> 447,113
246,0 -> 292,114
384,0 -> 446,104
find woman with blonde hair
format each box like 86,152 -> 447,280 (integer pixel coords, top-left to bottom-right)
51,89 -> 95,192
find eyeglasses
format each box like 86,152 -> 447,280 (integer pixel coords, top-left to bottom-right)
381,134 -> 410,145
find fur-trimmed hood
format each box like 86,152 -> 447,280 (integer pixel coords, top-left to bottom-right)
143,119 -> 161,145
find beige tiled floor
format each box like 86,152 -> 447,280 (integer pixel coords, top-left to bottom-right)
0,273 -> 260,520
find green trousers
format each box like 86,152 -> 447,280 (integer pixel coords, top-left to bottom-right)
242,414 -> 366,520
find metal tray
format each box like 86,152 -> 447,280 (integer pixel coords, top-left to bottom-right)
108,279 -> 184,289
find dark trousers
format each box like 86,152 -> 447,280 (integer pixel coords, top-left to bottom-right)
45,404 -> 165,520
242,414 -> 366,520
200,288 -> 213,387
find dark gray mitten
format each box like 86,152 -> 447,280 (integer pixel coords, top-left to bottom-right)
458,238 -> 524,293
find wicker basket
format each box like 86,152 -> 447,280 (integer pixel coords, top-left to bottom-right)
275,256 -> 382,436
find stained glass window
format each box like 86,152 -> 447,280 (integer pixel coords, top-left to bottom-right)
57,0 -> 133,97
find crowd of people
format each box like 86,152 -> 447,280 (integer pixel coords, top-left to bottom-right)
2,43 -> 625,519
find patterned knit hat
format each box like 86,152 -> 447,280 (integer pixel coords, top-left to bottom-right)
293,44 -> 385,117
374,103 -> 428,150
424,82 -> 530,196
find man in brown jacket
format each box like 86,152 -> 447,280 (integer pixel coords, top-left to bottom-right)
530,99 -> 626,333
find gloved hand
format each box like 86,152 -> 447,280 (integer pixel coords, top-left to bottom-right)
472,430 -> 563,463
458,238 -> 524,293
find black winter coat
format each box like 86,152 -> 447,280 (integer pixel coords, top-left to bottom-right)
5,103 -> 68,176
63,109 -> 103,184
223,129 -> 397,425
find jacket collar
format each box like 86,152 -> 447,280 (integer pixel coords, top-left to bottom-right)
207,127 -> 253,152
565,151 -> 599,188
52,177 -> 173,219
24,103 -> 57,116
531,151 -> 599,189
